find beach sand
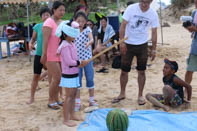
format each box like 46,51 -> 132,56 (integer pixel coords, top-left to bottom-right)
0,23 -> 197,131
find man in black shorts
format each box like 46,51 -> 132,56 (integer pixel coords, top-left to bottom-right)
112,0 -> 159,105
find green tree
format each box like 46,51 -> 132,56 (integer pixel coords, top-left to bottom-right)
171,0 -> 194,8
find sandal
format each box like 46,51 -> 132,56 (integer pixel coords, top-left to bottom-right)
111,97 -> 125,103
96,68 -> 109,73
89,101 -> 99,106
138,97 -> 146,105
57,101 -> 64,106
75,103 -> 81,112
48,103 -> 60,110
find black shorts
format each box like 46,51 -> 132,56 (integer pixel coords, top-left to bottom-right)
121,43 -> 148,72
34,55 -> 43,75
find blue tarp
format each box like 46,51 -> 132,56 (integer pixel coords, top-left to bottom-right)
77,108 -> 197,131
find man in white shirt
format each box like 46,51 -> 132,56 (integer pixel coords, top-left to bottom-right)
112,0 -> 159,105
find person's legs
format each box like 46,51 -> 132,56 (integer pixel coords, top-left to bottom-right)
136,43 -> 148,105
184,71 -> 193,97
100,54 -> 106,67
185,54 -> 197,96
27,74 -> 40,104
48,71 -> 52,84
47,62 -> 61,105
112,44 -> 133,103
27,55 -> 43,104
39,71 -> 48,81
75,68 -> 83,111
146,93 -> 170,111
94,44 -> 106,72
185,71 -> 193,84
70,88 -> 83,121
162,85 -> 176,105
119,71 -> 129,98
63,88 -> 77,127
84,61 -> 98,106
59,88 -> 64,100
137,70 -> 145,98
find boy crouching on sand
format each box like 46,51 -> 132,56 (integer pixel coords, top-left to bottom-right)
146,59 -> 192,111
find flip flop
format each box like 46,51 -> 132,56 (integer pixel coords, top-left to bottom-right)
138,97 -> 146,105
48,103 -> 60,110
84,106 -> 99,113
96,68 -> 109,73
111,97 -> 125,103
57,101 -> 64,106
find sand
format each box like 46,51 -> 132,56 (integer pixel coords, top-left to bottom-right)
0,23 -> 197,131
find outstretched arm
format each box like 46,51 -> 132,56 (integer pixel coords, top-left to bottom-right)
186,25 -> 197,32
174,77 -> 192,101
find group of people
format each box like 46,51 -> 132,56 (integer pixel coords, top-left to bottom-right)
111,0 -> 194,111
27,1 -> 100,127
26,0 -> 196,127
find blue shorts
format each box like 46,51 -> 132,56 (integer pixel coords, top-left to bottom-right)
187,54 -> 197,72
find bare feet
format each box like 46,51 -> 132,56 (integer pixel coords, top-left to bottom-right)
26,98 -> 34,105
70,114 -> 84,121
63,120 -> 77,127
162,105 -> 170,112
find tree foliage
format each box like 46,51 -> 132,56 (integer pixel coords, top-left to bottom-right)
171,0 -> 194,8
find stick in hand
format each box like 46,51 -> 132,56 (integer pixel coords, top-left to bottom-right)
88,37 -> 128,63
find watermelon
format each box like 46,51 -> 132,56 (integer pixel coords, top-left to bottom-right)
106,109 -> 129,131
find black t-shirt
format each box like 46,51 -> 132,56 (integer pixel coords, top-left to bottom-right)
98,28 -> 105,43
163,74 -> 184,101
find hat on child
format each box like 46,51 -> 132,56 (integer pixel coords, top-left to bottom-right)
56,20 -> 80,38
164,58 -> 178,73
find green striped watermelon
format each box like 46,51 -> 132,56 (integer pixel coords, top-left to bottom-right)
106,109 -> 129,131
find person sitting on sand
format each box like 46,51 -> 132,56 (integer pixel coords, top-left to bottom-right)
93,16 -> 115,73
27,7 -> 51,104
146,59 -> 192,111
56,21 -> 88,127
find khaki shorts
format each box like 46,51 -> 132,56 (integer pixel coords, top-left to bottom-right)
186,54 -> 197,72
121,43 -> 148,72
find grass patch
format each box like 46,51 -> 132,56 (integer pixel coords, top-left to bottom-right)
0,12 -> 98,26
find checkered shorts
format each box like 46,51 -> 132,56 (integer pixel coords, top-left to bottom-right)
59,76 -> 80,88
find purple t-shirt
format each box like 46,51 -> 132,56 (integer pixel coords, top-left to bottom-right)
57,40 -> 79,75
